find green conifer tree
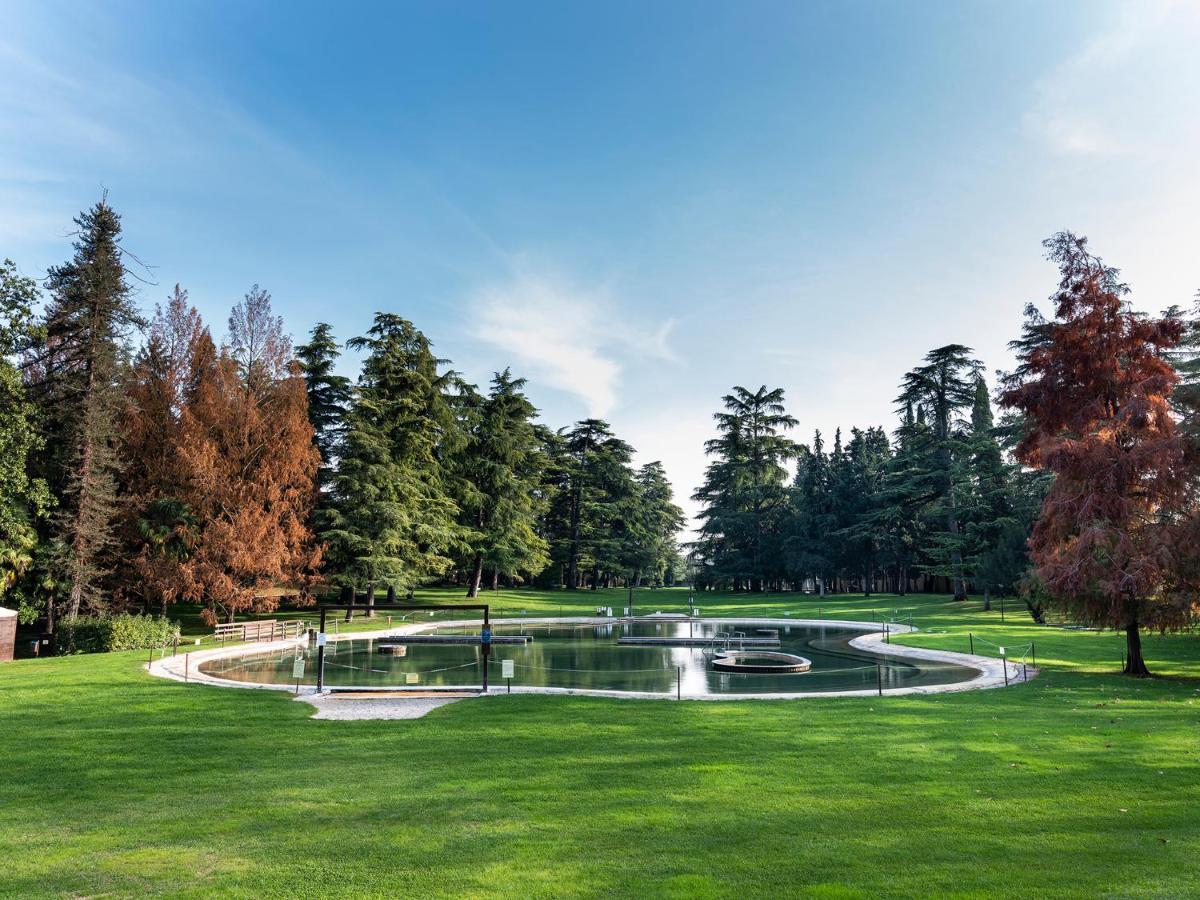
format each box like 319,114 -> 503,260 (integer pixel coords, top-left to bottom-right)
33,199 -> 144,619
324,313 -> 465,590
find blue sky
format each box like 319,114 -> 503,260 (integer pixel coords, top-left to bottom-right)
3,0 -> 1198,531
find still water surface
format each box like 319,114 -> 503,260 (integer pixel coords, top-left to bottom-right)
200,620 -> 976,696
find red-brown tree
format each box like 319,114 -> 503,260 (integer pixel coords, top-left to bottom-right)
175,289 -> 321,624
1001,233 -> 1199,675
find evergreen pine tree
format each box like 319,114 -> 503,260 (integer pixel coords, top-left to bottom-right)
296,323 -> 352,496
558,420 -> 636,590
692,386 -> 796,591
895,345 -> 982,600
458,369 -> 551,596
34,199 -> 145,619
325,313 -> 466,590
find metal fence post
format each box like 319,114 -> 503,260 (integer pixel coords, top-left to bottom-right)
677,666 -> 681,701
876,663 -> 883,696
969,632 -> 974,655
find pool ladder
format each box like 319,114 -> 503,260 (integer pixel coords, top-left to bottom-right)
706,630 -> 748,657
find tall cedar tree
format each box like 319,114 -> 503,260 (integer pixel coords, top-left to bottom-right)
35,199 -> 145,620
832,426 -> 891,595
624,461 -> 685,586
785,431 -> 836,594
459,369 -> 550,597
175,289 -> 320,624
325,313 -> 465,590
548,419 -> 635,590
873,407 -> 929,595
0,260 -> 51,620
693,385 -> 796,591
296,323 -> 352,496
962,377 -> 1023,606
895,345 -> 982,600
121,286 -> 205,612
1001,233 -> 1198,675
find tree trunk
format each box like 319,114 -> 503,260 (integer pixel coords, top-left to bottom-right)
983,587 -> 991,612
467,552 -> 484,598
490,569 -> 499,591
365,582 -> 375,618
591,562 -> 600,591
1123,620 -> 1150,676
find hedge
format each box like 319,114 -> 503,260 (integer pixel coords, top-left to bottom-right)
56,613 -> 180,654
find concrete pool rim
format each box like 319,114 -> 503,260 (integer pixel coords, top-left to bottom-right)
147,615 -> 1036,701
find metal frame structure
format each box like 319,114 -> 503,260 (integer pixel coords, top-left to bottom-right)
315,604 -> 490,694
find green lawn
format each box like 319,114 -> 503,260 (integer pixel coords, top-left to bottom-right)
2,589 -> 1198,898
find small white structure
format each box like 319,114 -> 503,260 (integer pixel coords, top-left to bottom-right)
0,606 -> 17,663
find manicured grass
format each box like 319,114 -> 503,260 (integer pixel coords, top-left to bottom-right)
3,589 -> 1199,898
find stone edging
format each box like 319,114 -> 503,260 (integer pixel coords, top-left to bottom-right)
147,616 -> 1037,702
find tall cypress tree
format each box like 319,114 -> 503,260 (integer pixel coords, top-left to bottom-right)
34,199 -> 144,619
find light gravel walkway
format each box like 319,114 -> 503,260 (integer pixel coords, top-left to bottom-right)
301,693 -> 465,720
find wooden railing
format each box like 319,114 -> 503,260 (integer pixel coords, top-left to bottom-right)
213,619 -> 309,643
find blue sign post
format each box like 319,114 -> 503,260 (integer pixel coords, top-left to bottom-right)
481,627 -> 492,645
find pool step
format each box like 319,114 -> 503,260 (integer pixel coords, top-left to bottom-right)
617,636 -> 781,648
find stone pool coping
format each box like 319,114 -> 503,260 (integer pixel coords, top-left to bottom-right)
148,615 -> 1036,705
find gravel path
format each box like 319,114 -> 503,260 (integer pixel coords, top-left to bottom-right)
299,693 -> 469,720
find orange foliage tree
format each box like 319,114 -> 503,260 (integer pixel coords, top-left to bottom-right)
1001,233 -> 1199,675
124,286 -> 320,624
121,286 -> 205,612
178,288 -> 321,624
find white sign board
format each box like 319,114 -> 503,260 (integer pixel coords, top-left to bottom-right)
502,659 -> 515,679
292,656 -> 305,679
406,672 -> 419,684
316,632 -> 328,647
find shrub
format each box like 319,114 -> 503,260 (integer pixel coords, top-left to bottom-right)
56,613 -> 181,654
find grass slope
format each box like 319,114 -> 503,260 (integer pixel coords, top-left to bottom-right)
2,589 -> 1198,898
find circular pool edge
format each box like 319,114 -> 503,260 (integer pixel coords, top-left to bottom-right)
712,650 -> 813,673
147,615 -> 1036,702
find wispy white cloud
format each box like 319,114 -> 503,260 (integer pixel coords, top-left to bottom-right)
1025,1 -> 1200,160
470,271 -> 676,418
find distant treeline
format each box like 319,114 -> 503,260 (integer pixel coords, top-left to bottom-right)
687,232 -> 1200,674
